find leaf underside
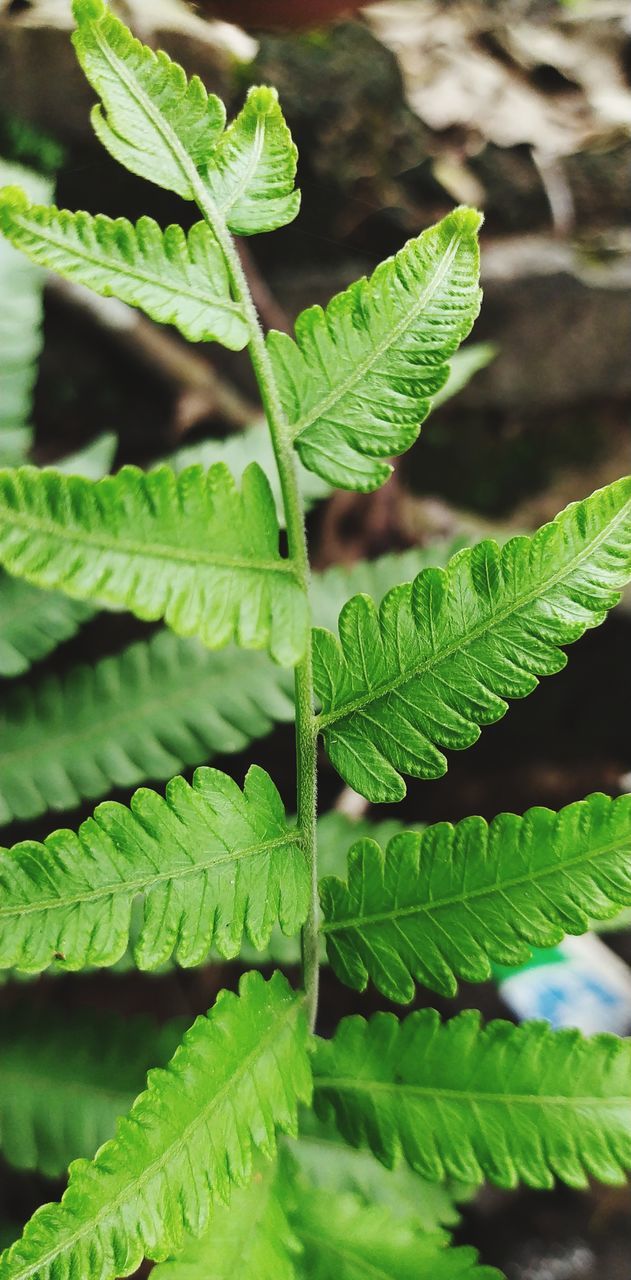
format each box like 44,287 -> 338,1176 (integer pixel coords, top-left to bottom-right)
314,477 -> 631,801
0,193 -> 249,350
0,461 -> 308,666
268,206 -> 482,491
72,2 -> 299,235
0,765 -> 308,973
320,792 -> 631,1001
313,1009 -> 631,1189
0,971 -> 311,1280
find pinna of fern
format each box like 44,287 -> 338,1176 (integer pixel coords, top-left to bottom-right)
0,3 -> 630,1280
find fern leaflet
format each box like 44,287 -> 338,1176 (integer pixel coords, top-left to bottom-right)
0,462 -> 309,666
313,1009 -> 631,1189
202,85 -> 300,235
0,193 -> 249,350
314,477 -> 631,801
0,971 -> 311,1280
151,1160 -> 298,1280
289,1179 -> 498,1280
0,1008 -> 184,1178
320,792 -> 631,1001
0,765 -> 308,972
267,208 -> 482,491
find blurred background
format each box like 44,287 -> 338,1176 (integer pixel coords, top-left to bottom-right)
0,1 -> 630,1275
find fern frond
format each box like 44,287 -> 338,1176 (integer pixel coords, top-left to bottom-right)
0,632 -> 295,824
289,1180 -> 497,1280
151,1160 -> 298,1280
72,0 -> 225,200
0,161 -> 51,465
0,764 -> 308,972
0,1008 -> 183,1177
314,477 -> 631,801
0,548 -> 458,824
202,85 -> 299,235
292,1114 -> 466,1234
0,192 -> 249,350
320,793 -> 631,1001
0,971 -> 311,1280
267,208 -> 482,491
0,462 -> 309,666
313,1009 -> 631,1189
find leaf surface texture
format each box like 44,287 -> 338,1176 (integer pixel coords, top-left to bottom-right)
268,208 -> 482,490
0,971 -> 311,1280
313,1010 -> 631,1189
314,478 -> 631,800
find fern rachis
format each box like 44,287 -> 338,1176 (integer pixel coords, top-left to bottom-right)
0,3 -> 630,1278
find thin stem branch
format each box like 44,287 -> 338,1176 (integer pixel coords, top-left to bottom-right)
193,186 -> 320,1030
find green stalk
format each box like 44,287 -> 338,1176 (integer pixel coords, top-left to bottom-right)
193,187 -> 320,1030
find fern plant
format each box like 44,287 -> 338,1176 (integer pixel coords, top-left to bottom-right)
0,3 -> 630,1277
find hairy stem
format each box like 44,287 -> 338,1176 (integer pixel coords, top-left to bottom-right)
193,188 -> 320,1030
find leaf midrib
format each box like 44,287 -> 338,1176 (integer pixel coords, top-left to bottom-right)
8,995 -> 303,1280
313,1076 -> 628,1109
1,830 -> 303,921
292,226 -> 466,439
320,827 -> 631,934
11,211 -> 245,321
0,502 -> 295,576
317,492 -> 631,731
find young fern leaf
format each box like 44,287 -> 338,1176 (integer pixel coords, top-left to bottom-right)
267,207 -> 482,491
0,1009 -> 184,1178
71,2 -> 298,233
72,0 -> 226,200
314,476 -> 631,801
0,194 -> 249,350
0,971 -> 312,1280
0,765 -> 308,972
289,1182 -> 498,1280
151,1160 -> 298,1280
320,792 -> 631,1002
0,462 -> 309,666
201,86 -> 300,235
313,1010 -> 631,1190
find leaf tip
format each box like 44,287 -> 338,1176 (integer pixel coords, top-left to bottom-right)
72,0 -> 105,21
449,205 -> 484,237
0,185 -> 28,226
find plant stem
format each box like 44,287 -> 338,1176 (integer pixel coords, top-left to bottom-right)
194,188 -> 320,1030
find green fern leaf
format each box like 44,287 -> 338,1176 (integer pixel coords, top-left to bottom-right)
267,207 -> 482,492
0,547 -> 459,825
170,421 -> 331,525
151,1160 -> 298,1280
320,792 -> 631,1001
0,462 -> 308,666
0,435 -> 117,678
0,764 -> 308,972
0,633 -> 294,825
0,971 -> 311,1280
431,342 -> 496,410
202,85 -> 299,235
292,1114 -> 466,1234
289,1180 -> 497,1280
0,1008 -> 183,1177
0,192 -> 249,350
0,161 -> 52,466
313,1009 -> 631,1189
314,477 -> 631,801
72,0 -> 226,200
